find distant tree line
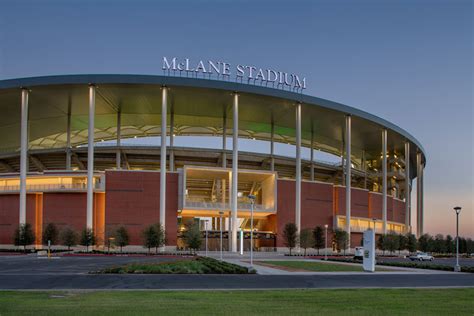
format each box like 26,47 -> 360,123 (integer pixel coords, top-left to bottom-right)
377,232 -> 474,255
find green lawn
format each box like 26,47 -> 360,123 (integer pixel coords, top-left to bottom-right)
256,260 -> 386,272
0,289 -> 472,315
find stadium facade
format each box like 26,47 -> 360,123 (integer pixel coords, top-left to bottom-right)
0,74 -> 426,251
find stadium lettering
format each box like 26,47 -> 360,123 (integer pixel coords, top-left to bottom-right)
162,57 -> 306,90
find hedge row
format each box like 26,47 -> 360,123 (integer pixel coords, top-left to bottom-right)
327,258 -> 474,273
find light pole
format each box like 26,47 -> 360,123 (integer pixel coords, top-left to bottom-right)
454,206 -> 461,272
219,211 -> 224,260
324,224 -> 328,260
204,219 -> 209,257
248,194 -> 256,268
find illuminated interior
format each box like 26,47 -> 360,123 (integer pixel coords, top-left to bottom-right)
0,173 -> 104,192
336,215 -> 406,234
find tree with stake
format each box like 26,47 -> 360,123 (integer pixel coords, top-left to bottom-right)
417,234 -> 433,252
13,223 -> 35,252
114,226 -> 130,253
60,227 -> 77,251
283,223 -> 298,255
299,228 -> 314,257
42,223 -> 59,246
445,235 -> 454,255
334,228 -> 349,255
183,222 -> 202,254
386,232 -> 399,255
377,234 -> 387,256
80,228 -> 95,252
406,233 -> 417,254
154,223 -> 165,254
313,226 -> 325,255
142,225 -> 158,255
397,233 -> 407,255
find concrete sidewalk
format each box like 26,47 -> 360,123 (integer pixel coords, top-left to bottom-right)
222,257 -> 459,275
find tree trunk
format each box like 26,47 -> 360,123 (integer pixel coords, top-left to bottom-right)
317,248 -> 320,256
304,248 -> 307,257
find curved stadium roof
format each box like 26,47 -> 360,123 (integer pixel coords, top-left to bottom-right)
0,74 -> 426,179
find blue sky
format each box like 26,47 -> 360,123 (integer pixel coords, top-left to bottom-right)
0,0 -> 472,237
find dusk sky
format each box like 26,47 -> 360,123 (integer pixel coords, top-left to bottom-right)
0,0 -> 472,237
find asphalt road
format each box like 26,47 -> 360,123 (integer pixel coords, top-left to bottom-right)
378,257 -> 474,267
0,255 -> 473,290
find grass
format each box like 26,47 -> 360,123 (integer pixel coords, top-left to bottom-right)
0,289 -> 472,315
96,257 -> 252,274
256,260 -> 388,272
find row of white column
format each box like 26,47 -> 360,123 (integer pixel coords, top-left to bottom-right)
17,87 -> 425,251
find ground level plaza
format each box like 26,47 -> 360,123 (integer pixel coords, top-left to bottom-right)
0,75 -> 426,250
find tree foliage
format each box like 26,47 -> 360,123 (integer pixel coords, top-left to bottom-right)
299,228 -> 314,257
14,223 -> 35,251
80,228 -> 95,252
42,223 -> 59,246
60,227 -> 77,251
313,226 -> 325,255
417,234 -> 433,252
406,233 -> 417,254
283,223 -> 298,255
183,222 -> 202,253
114,226 -> 130,253
333,228 -> 349,255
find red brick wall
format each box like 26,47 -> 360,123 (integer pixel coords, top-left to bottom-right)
393,199 -> 406,224
42,193 -> 87,233
105,171 -> 178,246
276,180 -> 334,248
0,194 -> 39,244
369,192 -> 383,220
276,179 -> 296,247
351,232 -> 363,248
352,189 -> 369,218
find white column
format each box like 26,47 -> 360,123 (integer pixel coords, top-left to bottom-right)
66,99 -> 72,170
310,128 -> 314,181
270,120 -> 275,172
86,85 -> 95,230
295,103 -> 302,238
416,151 -> 423,236
345,115 -> 351,244
382,129 -> 388,234
222,113 -> 227,168
231,93 -> 239,252
116,108 -> 121,169
362,150 -> 367,190
404,142 -> 410,232
19,88 -> 29,225
169,107 -> 174,172
160,87 -> 168,233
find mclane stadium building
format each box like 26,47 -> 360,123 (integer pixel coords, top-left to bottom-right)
0,73 -> 426,251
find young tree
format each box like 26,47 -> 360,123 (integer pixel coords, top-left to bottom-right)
459,237 -> 467,254
397,233 -> 407,255
42,223 -> 59,246
114,226 -> 130,253
313,226 -> 325,255
417,234 -> 433,252
445,235 -> 454,254
13,223 -> 35,252
60,227 -> 78,251
377,234 -> 387,256
386,232 -> 399,255
466,238 -> 474,256
334,228 -> 349,255
406,233 -> 417,254
183,222 -> 202,254
299,228 -> 314,257
433,234 -> 446,254
283,223 -> 298,255
154,223 -> 166,254
80,228 -> 95,252
142,225 -> 158,254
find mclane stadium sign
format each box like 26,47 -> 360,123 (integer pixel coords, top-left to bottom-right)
162,57 -> 306,91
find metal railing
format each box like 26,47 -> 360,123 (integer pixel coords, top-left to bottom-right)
184,200 -> 273,212
0,182 -> 103,192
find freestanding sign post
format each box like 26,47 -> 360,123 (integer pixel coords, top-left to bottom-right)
363,229 -> 375,272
